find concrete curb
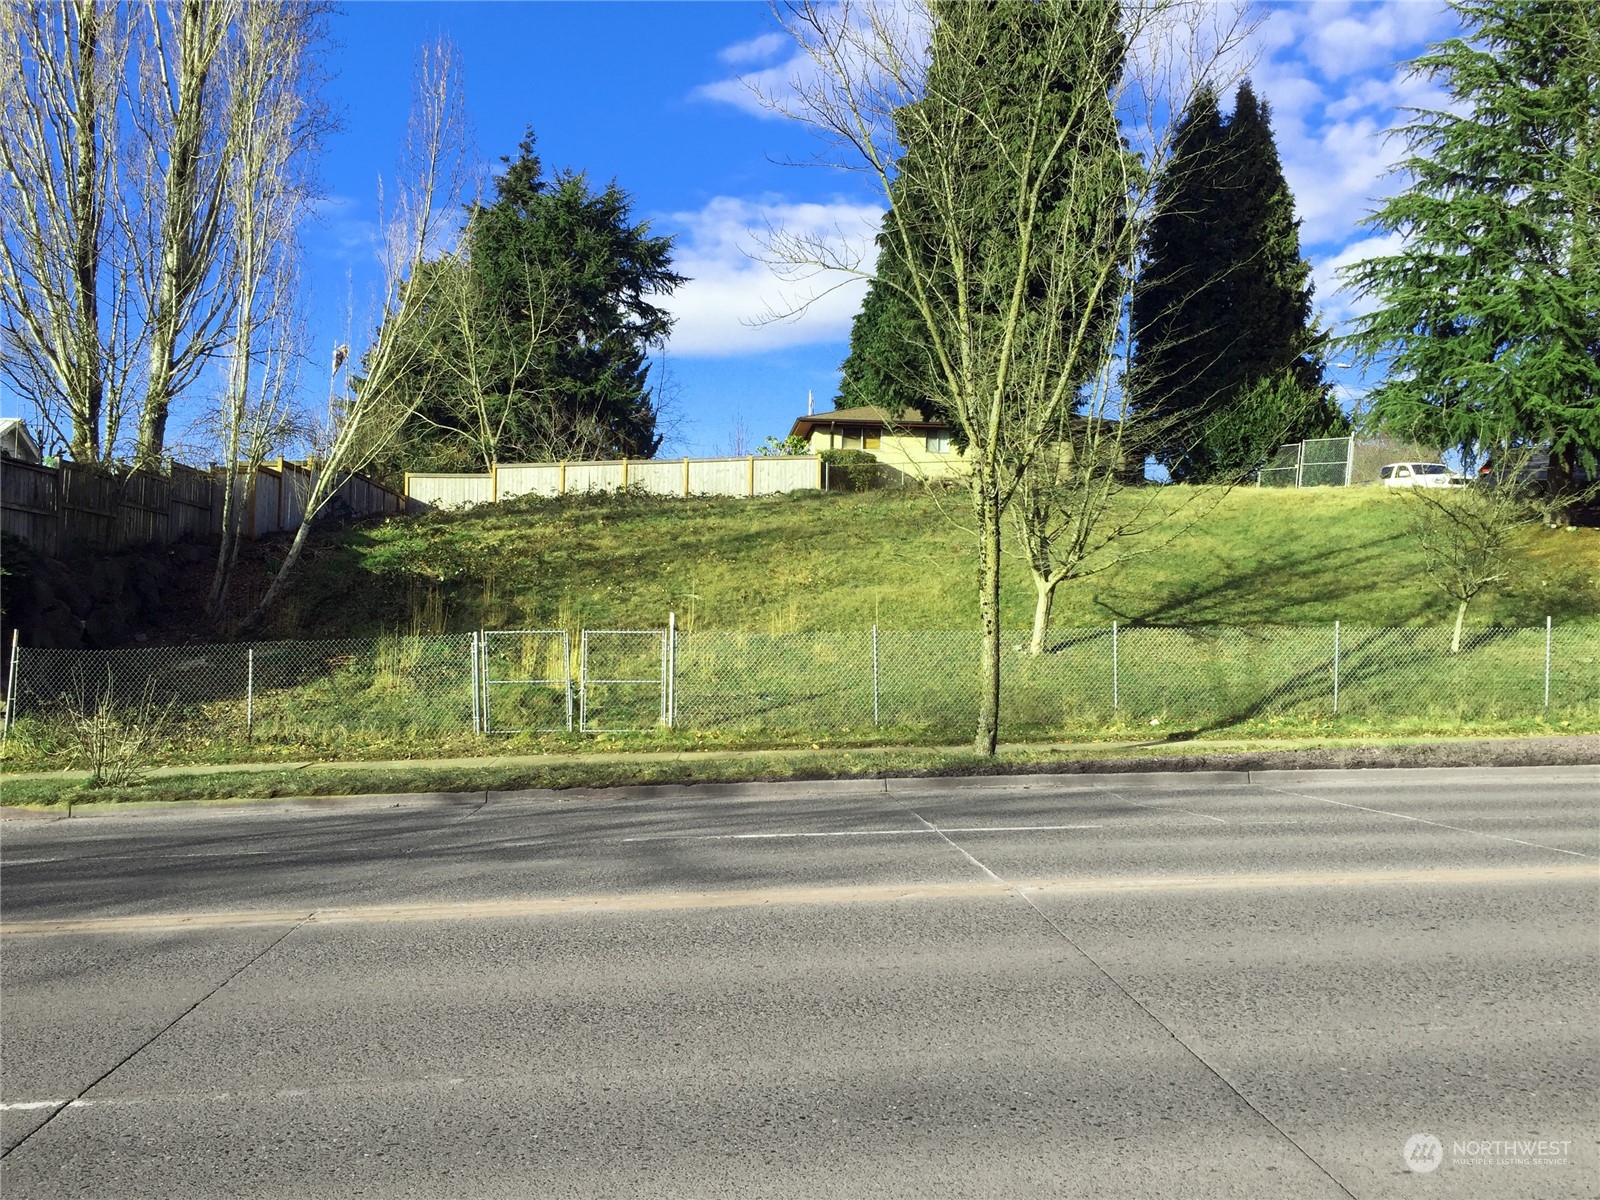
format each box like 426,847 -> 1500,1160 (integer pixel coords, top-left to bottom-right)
4,739 -> 1593,821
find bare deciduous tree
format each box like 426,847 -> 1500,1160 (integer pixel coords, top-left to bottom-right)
2,1 -> 329,469
129,0 -> 241,467
0,0 -> 137,461
1402,460 -> 1539,654
394,254 -> 578,473
759,0 -> 1253,752
233,36 -> 471,636
205,0 -> 328,620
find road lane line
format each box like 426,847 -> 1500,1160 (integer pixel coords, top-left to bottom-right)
907,811 -> 1005,881
0,911 -> 316,1163
898,809 -> 1359,1197
6,864 -> 1592,938
618,824 -> 1105,842
1255,784 -> 1598,860
1095,784 -> 1229,823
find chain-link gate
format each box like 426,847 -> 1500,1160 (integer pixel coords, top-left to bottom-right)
580,629 -> 667,732
479,630 -> 572,733
1258,436 -> 1354,487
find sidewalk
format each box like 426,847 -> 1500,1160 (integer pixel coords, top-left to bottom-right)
2,740 -> 1141,782
3,733 -> 1590,783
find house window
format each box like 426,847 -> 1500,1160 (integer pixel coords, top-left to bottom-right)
925,431 -> 950,453
864,427 -> 881,450
841,430 -> 862,449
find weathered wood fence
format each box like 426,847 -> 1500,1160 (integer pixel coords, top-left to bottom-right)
0,456 -> 403,556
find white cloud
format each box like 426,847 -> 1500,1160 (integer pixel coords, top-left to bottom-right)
719,31 -> 789,67
660,196 -> 883,358
1245,1 -> 1462,248
690,65 -> 799,121
308,194 -> 379,256
685,4 -> 1469,350
1312,230 -> 1406,329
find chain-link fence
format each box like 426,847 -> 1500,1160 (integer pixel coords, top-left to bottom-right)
4,622 -> 1595,757
4,635 -> 479,756
1258,436 -> 1354,487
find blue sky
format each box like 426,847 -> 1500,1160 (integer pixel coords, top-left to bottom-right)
304,0 -> 1466,457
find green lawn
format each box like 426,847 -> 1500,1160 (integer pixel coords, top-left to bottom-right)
275,484 -> 1600,638
5,484 -> 1596,774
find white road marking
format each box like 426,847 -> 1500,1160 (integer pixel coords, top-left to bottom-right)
1096,785 -> 1229,824
908,812 -> 1005,883
1258,784 -> 1597,860
3,849 -> 281,867
619,824 -> 1103,843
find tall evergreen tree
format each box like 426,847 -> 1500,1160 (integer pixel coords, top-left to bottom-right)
1132,81 -> 1340,482
834,209 -> 931,415
370,131 -> 684,476
1340,0 -> 1600,502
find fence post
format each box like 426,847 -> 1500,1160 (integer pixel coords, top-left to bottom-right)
1332,620 -> 1340,714
1111,621 -> 1119,711
1343,435 -> 1356,487
246,647 -> 255,740
579,630 -> 588,733
1544,615 -> 1552,709
470,632 -> 481,734
872,624 -> 880,727
1294,441 -> 1306,488
666,612 -> 676,729
2,630 -> 19,740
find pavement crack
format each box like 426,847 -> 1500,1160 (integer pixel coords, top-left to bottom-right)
400,791 -> 492,857
0,911 -> 315,1163
1093,783 -> 1227,824
889,793 -> 1356,1200
1252,782 -> 1595,860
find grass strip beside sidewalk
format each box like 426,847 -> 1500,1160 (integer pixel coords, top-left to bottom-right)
3,735 -> 1595,813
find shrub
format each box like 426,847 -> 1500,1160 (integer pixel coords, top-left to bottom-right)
819,448 -> 879,492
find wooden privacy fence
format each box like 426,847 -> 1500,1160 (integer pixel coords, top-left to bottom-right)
406,455 -> 824,511
0,456 -> 403,556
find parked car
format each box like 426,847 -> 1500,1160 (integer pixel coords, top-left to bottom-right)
1379,462 -> 1466,488
1477,451 -> 1593,492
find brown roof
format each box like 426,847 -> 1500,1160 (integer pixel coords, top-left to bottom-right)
788,405 -> 947,440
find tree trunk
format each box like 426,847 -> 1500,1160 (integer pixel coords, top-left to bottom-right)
1027,573 -> 1058,656
71,2 -> 105,461
1546,445 -> 1576,528
207,461 -> 240,621
974,479 -> 1002,755
137,0 -> 228,468
233,503 -> 314,638
1451,598 -> 1467,654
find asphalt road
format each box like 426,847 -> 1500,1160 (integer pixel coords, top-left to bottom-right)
2,765 -> 1596,1199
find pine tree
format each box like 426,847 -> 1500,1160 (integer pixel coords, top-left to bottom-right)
369,131 -> 684,476
1129,86 -> 1229,478
834,209 -> 932,415
1340,0 -> 1600,501
1132,81 -> 1339,482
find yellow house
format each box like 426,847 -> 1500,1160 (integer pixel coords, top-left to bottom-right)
787,405 -> 966,482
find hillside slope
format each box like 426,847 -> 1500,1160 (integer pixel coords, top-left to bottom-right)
246,485 -> 1600,639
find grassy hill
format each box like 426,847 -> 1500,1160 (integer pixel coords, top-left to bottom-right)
257,484 -> 1600,639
